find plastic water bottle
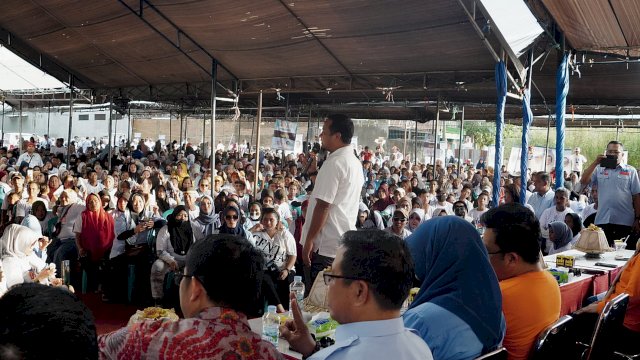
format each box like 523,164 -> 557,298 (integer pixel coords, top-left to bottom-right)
290,275 -> 305,313
262,305 -> 279,346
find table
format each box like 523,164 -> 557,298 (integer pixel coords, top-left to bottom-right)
544,249 -> 634,316
248,317 -> 302,360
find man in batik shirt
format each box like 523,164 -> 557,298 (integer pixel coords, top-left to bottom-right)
99,235 -> 283,360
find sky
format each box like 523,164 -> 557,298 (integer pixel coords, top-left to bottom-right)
0,45 -> 66,90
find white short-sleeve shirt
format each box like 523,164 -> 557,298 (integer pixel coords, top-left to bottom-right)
301,145 -> 365,258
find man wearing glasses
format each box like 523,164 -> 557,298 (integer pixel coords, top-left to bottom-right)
99,235 -> 282,359
281,230 -> 432,359
481,204 -> 560,360
580,141 -> 640,248
384,208 -> 412,239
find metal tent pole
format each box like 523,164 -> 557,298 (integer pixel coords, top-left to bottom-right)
210,59 -> 218,198
433,99 -> 439,178
47,101 -> 51,140
168,110 -> 172,145
202,113 -> 206,152
18,99 -> 23,155
403,120 -> 408,160
184,113 -> 188,146
66,75 -> 74,166
108,99 -> 113,170
253,91 -> 263,199
544,114 -> 551,172
1,100 -> 4,147
457,106 -> 464,172
127,107 -> 131,149
414,119 -> 418,165
307,106 -> 312,152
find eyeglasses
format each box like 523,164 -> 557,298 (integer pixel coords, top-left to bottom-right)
323,272 -> 368,286
392,217 -> 407,222
225,214 -> 239,220
174,272 -> 193,286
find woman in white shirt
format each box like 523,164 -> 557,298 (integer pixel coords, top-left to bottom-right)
251,207 -> 296,312
15,181 -> 48,224
1,224 -> 59,293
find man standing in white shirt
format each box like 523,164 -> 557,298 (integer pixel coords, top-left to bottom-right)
569,147 -> 588,176
16,142 -> 43,169
301,114 -> 364,287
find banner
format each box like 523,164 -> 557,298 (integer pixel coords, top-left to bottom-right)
271,119 -> 297,151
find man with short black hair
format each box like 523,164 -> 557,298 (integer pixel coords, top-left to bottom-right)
301,114 -> 364,287
0,283 -> 98,359
99,235 -> 282,359
481,204 -> 560,360
580,140 -> 640,247
282,230 -> 432,359
527,171 -> 554,219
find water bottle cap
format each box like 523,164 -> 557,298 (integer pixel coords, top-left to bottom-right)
267,305 -> 277,313
294,276 -> 302,282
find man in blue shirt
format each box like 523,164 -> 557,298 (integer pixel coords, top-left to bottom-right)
527,172 -> 555,219
282,230 -> 432,359
580,141 -> 640,248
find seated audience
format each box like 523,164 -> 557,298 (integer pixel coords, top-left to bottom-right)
99,234 -> 282,359
282,230 -> 433,359
0,283 -> 98,359
403,216 -> 505,360
481,203 -> 561,360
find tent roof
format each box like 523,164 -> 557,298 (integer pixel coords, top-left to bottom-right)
1,0 -> 639,120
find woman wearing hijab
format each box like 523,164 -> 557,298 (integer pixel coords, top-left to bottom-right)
548,221 -> 574,255
74,193 -> 115,292
564,213 -> 583,245
403,217 -> 505,360
216,205 -> 251,241
1,224 -> 58,293
192,195 -> 218,241
150,205 -> 195,303
407,208 -> 425,232
113,191 -> 165,303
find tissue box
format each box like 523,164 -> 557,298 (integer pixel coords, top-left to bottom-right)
555,255 -> 575,268
548,269 -> 569,284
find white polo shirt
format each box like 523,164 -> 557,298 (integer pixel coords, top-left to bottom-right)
301,145 -> 364,258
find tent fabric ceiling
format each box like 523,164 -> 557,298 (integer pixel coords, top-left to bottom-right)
540,0 -> 640,57
0,0 -> 639,121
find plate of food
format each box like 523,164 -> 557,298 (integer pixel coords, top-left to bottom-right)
128,307 -> 179,325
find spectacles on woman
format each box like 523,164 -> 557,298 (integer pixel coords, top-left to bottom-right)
225,214 -> 239,220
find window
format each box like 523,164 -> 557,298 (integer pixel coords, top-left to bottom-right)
94,114 -> 106,120
78,114 -> 89,121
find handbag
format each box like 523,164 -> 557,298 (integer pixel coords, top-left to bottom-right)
302,270 -> 329,312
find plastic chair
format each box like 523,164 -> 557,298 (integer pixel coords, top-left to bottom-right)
583,293 -> 630,360
474,347 -> 507,360
530,315 -> 576,359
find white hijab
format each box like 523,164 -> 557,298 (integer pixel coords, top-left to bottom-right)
1,224 -> 40,260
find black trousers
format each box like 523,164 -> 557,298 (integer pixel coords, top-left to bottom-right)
599,223 -> 632,248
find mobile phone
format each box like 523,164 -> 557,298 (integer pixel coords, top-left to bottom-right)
27,169 -> 33,178
594,262 -> 618,268
600,155 -> 617,169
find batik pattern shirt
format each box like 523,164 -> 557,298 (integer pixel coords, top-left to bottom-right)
99,307 -> 283,360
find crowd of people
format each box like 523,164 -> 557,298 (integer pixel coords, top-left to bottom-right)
0,113 -> 639,359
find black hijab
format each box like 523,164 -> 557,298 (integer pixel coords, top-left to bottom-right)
167,205 -> 193,255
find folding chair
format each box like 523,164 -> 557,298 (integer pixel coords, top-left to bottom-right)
530,315 -> 576,359
582,293 -> 630,360
474,347 -> 507,360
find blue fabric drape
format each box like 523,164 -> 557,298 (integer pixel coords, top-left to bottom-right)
555,53 -> 570,189
493,61 -> 507,207
521,89 -> 534,204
